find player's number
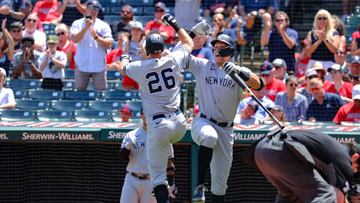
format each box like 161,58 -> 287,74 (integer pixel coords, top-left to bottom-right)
146,68 -> 176,93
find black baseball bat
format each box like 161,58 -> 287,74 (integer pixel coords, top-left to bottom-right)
229,72 -> 285,130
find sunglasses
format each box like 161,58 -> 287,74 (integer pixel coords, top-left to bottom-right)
121,10 -> 131,14
88,6 -> 99,10
275,19 -> 286,22
353,75 -> 360,81
307,75 -> 318,80
155,9 -> 164,13
329,70 -> 339,74
11,29 -> 21,33
317,17 -> 328,21
26,19 -> 37,23
56,32 -> 65,36
310,87 -> 321,91
289,83 -> 298,87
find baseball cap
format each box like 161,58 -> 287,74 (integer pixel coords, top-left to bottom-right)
248,101 -> 259,112
327,63 -> 341,72
260,62 -> 274,75
155,2 -> 166,11
86,0 -> 101,9
272,58 -> 287,68
350,55 -> 360,64
0,67 -> 6,77
353,85 -> 360,100
311,61 -> 324,71
268,105 -> 284,112
305,69 -> 318,77
21,36 -> 35,45
120,105 -> 133,115
10,21 -> 23,29
47,35 -> 58,43
130,21 -> 144,31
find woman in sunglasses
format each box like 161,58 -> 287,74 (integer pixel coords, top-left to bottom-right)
55,23 -> 76,70
304,9 -> 340,73
275,76 -> 308,122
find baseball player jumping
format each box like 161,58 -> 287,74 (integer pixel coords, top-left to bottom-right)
119,109 -> 177,203
117,14 -> 193,203
184,33 -> 264,202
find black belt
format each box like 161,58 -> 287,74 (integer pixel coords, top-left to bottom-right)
152,109 -> 181,120
126,171 -> 150,180
200,113 -> 234,128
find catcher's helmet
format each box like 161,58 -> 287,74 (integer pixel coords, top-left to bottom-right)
145,33 -> 164,55
210,34 -> 235,57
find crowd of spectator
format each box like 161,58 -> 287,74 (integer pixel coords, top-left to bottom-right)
0,0 -> 359,125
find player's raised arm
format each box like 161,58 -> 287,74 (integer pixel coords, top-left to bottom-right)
116,55 -> 132,76
162,14 -> 193,53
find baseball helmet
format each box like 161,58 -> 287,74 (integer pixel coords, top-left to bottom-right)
210,34 -> 235,57
145,33 -> 164,55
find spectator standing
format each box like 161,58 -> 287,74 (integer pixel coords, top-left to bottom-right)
70,0 -> 113,91
32,0 -> 62,25
260,62 -> 286,101
191,34 -> 214,61
144,2 -> 175,45
307,78 -> 345,122
238,0 -> 275,14
324,64 -> 353,103
236,11 -> 263,47
275,76 -> 308,122
272,58 -> 288,81
211,13 -> 236,41
9,21 -> 23,51
350,25 -> 360,56
55,23 -> 76,69
0,19 -> 15,76
0,0 -> 25,29
261,11 -> 298,74
333,84 -> 360,124
58,0 -> 87,27
12,37 -> 42,79
0,67 -> 15,109
304,9 -> 340,71
39,35 -> 67,90
22,13 -> 47,52
332,15 -> 347,66
113,4 -> 133,36
174,0 -> 200,31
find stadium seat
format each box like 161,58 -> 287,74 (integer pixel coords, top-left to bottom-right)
74,110 -> 111,122
123,0 -> 153,6
101,90 -> 136,101
64,90 -> 101,100
63,80 -> 75,91
13,90 -> 28,99
43,23 -> 56,36
28,89 -> 64,100
88,100 -> 124,112
182,71 -> 196,82
16,100 -> 50,110
37,110 -> 74,122
107,70 -> 122,80
0,109 -> 37,121
107,81 -> 122,90
64,69 -> 75,79
51,100 -> 88,111
8,79 -> 41,90
142,7 -> 154,15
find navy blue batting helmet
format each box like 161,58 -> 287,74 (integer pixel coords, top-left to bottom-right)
210,34 -> 235,57
145,33 -> 164,55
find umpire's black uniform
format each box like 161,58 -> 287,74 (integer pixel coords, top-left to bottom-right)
241,129 -> 353,203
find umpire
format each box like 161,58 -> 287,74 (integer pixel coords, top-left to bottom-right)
241,129 -> 359,203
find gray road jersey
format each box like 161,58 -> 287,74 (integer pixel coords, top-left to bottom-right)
185,56 -> 250,122
126,46 -> 189,117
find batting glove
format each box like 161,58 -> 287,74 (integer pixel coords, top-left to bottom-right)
224,62 -> 250,81
168,184 -> 178,199
120,54 -> 132,62
191,21 -> 212,36
162,14 -> 180,32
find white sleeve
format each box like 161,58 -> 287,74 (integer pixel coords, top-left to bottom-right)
171,45 -> 190,68
124,61 -> 141,82
70,20 -> 81,37
121,133 -> 133,150
168,144 -> 174,158
38,53 -> 47,69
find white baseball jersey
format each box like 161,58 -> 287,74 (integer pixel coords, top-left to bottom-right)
185,56 -> 250,122
125,46 -> 190,118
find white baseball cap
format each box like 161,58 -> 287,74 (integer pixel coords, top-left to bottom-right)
0,67 -> 6,77
352,85 -> 360,100
130,21 -> 144,31
272,58 -> 287,68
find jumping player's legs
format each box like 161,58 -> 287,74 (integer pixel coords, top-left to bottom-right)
138,179 -> 156,203
255,137 -> 337,203
210,126 -> 234,196
120,175 -> 139,203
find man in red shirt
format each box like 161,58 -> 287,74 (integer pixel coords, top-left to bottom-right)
333,84 -> 360,124
144,2 -> 175,44
32,0 -> 61,25
260,62 -> 286,101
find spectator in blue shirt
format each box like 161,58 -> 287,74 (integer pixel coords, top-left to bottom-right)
191,35 -> 214,62
306,78 -> 345,122
261,11 -> 298,74
275,76 -> 308,122
238,0 -> 275,14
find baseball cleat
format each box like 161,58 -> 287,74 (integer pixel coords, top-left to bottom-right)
192,184 -> 207,203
